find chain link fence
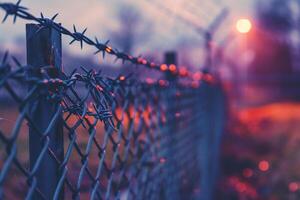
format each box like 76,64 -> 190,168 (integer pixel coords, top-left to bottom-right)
0,1 -> 226,199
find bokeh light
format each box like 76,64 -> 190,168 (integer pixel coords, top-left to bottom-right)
236,18 -> 252,34
289,182 -> 299,192
243,168 -> 254,178
258,160 -> 270,172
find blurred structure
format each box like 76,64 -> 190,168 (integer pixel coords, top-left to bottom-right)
248,0 -> 300,101
110,4 -> 148,54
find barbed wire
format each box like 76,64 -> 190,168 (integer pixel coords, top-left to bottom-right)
0,0 -> 215,81
0,1 -> 226,199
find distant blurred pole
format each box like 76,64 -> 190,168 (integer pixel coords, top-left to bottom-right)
165,51 -> 177,65
164,51 -> 180,200
203,8 -> 229,73
197,80 -> 226,200
146,0 -> 228,72
26,23 -> 64,200
204,32 -> 213,71
165,51 -> 177,80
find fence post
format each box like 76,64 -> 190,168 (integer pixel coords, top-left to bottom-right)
198,80 -> 225,200
164,51 -> 180,200
26,24 -> 63,200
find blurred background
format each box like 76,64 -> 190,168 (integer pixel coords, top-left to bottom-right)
1,0 -> 300,199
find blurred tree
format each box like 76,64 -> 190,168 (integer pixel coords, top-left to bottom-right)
256,0 -> 293,34
247,0 -> 296,99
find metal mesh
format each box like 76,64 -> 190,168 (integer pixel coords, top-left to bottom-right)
0,59 -> 221,199
0,1 -> 226,199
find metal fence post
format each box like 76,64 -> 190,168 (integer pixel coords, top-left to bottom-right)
26,24 -> 63,200
198,81 -> 225,200
163,51 -> 180,200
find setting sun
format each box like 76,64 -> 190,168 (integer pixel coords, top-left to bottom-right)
236,18 -> 252,34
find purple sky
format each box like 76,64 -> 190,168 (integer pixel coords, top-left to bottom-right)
0,0 -> 254,66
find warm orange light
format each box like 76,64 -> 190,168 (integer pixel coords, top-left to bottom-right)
193,72 -> 202,81
236,19 -> 252,34
179,67 -> 188,77
142,59 -> 147,65
169,64 -> 177,73
160,64 -> 168,71
258,160 -> 269,172
105,46 -> 112,53
119,76 -> 125,81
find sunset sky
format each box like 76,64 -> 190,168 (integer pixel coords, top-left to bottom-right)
0,0 -> 254,66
